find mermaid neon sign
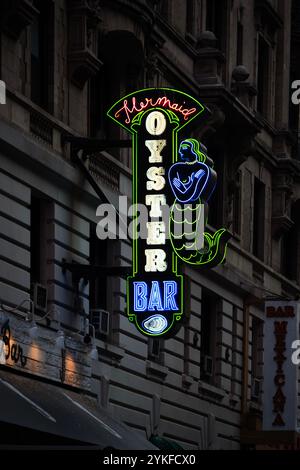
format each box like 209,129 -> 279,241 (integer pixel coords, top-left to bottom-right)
114,95 -> 197,125
107,88 -> 230,337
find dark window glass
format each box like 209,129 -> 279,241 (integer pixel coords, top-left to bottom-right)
281,202 -> 300,281
236,22 -> 243,65
257,36 -> 270,116
253,177 -> 265,260
200,288 -> 217,383
30,196 -> 42,284
206,0 -> 227,51
233,171 -> 242,235
31,0 -> 54,111
89,223 -> 107,310
207,149 -> 223,229
148,338 -> 164,364
186,0 -> 195,36
159,0 -> 170,20
89,72 -> 104,138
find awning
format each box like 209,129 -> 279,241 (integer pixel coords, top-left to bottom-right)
0,368 -> 156,450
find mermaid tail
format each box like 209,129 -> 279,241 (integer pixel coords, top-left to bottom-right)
169,201 -> 230,268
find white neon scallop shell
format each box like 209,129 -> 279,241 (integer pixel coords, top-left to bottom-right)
142,314 -> 168,334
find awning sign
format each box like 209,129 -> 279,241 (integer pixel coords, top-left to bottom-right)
107,88 -> 230,337
263,301 -> 300,431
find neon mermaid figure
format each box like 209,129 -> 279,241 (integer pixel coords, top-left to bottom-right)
168,139 -> 216,203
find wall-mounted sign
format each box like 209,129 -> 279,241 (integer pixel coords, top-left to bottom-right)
0,319 -> 27,367
263,301 -> 300,431
107,88 -> 230,337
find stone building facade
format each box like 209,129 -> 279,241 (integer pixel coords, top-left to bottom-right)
0,0 -> 299,449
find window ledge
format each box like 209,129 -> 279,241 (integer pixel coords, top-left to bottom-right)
182,374 -> 194,389
249,400 -> 263,413
96,340 -> 125,363
229,393 -> 240,407
198,380 -> 226,401
146,360 -> 168,380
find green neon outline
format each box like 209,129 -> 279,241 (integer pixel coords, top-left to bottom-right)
107,88 -> 229,335
126,106 -> 183,337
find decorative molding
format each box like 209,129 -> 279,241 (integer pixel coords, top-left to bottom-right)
68,0 -> 103,88
271,215 -> 294,239
182,373 -> 194,389
254,0 -> 283,33
198,380 -> 226,401
272,170 -> 295,239
146,360 -> 168,381
96,340 -> 125,364
0,0 -> 38,40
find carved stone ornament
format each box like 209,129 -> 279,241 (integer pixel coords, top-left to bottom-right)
68,0 -> 102,88
0,0 -> 38,40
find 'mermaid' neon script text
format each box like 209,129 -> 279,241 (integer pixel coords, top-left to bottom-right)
115,96 -> 197,124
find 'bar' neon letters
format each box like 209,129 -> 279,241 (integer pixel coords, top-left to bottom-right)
134,281 -> 178,312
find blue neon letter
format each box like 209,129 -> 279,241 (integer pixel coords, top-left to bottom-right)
163,281 -> 178,310
148,281 -> 164,311
134,282 -> 148,311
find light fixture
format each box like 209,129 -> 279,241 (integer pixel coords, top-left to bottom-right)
24,300 -> 38,339
55,330 -> 65,349
28,321 -> 38,339
89,345 -> 98,360
83,333 -> 92,344
85,323 -> 98,361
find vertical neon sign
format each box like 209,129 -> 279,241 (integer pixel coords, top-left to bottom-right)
107,88 -> 230,337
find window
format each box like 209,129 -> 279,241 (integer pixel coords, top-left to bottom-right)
200,288 -> 217,383
148,338 -> 164,364
183,278 -> 192,376
30,195 -> 51,313
31,0 -> 54,111
88,71 -> 104,138
257,35 -> 270,116
30,196 -> 50,285
281,201 -> 300,281
252,177 -> 265,260
89,31 -> 105,138
289,0 -> 300,155
99,31 -> 143,163
281,227 -> 297,281
230,306 -> 239,396
89,223 -> 108,311
232,171 -> 242,236
251,317 -> 263,402
236,21 -> 243,65
206,0 -> 227,51
159,0 -> 170,21
30,196 -> 42,285
207,148 -> 223,229
186,0 -> 196,37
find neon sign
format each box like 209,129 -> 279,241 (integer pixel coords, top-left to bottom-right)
114,95 -> 197,125
107,88 -> 230,337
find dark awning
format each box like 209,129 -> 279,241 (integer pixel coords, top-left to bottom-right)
0,368 -> 156,450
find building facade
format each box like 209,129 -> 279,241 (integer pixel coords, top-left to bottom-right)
0,0 -> 299,449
